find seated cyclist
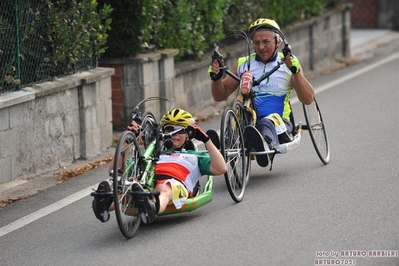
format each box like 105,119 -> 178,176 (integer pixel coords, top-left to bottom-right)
209,18 -> 315,167
92,108 -> 227,223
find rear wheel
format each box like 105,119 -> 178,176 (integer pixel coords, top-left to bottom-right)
303,98 -> 330,165
113,131 -> 142,239
220,107 -> 246,203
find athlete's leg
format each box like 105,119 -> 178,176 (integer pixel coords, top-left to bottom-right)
256,117 -> 279,149
153,183 -> 173,214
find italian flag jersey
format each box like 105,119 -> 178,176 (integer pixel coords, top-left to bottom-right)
155,150 -> 212,191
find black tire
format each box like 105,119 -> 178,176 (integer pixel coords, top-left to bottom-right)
220,107 -> 246,203
230,99 -> 251,185
302,98 -> 330,165
113,131 -> 142,239
139,111 -> 157,148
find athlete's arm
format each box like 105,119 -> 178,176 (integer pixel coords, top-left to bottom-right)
211,59 -> 240,102
284,53 -> 314,105
204,139 -> 227,175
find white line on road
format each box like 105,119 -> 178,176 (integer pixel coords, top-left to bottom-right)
1,52 -> 398,239
0,187 -> 94,238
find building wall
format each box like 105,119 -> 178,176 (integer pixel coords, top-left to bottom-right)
0,68 -> 114,184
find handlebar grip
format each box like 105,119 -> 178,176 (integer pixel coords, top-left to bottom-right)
209,48 -> 224,81
131,107 -> 143,125
212,47 -> 223,62
210,72 -> 223,81
282,44 -> 292,58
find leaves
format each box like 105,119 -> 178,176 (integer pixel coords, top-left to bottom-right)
0,195 -> 30,208
57,155 -> 113,183
45,0 -> 112,70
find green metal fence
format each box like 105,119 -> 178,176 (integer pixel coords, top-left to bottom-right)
0,0 -> 97,94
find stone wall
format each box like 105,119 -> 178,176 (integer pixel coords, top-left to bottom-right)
99,4 -> 352,127
0,67 -> 114,184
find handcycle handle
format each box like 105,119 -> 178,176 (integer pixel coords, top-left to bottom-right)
132,190 -> 160,198
219,61 -> 284,87
131,190 -> 161,217
159,127 -> 187,140
252,61 -> 284,86
212,46 -> 223,62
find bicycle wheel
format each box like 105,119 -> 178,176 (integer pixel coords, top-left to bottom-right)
302,98 -> 330,165
139,111 -> 157,148
113,130 -> 142,239
220,107 -> 246,203
231,99 -> 251,185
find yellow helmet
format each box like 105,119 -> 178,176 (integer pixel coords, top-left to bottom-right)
161,108 -> 193,127
248,18 -> 280,35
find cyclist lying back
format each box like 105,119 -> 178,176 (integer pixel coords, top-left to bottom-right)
91,108 -> 227,223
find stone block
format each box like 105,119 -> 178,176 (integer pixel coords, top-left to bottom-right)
0,157 -> 12,184
0,128 -> 17,158
0,108 -> 10,131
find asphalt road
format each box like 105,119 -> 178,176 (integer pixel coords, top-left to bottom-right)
0,47 -> 398,266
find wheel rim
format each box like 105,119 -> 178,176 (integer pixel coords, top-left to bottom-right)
304,99 -> 330,164
221,108 -> 246,202
113,131 -> 142,238
232,100 -> 251,184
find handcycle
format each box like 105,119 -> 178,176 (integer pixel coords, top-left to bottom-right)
213,30 -> 330,198
94,97 -> 242,239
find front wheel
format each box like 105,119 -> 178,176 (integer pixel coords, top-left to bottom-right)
220,107 -> 246,203
113,131 -> 142,239
303,98 -> 330,165
231,99 -> 252,186
139,111 -> 157,148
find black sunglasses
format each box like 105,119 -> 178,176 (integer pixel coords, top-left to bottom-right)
163,125 -> 187,134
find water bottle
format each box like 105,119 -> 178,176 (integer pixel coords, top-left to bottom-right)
240,71 -> 253,95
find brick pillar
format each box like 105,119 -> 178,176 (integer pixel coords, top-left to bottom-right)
99,49 -> 179,130
343,0 -> 377,28
98,63 -> 125,129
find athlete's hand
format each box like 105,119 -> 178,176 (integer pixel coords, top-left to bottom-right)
283,52 -> 300,74
189,124 -> 209,143
208,58 -> 225,81
126,120 -> 141,134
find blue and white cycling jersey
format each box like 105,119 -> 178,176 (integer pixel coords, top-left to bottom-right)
237,52 -> 294,121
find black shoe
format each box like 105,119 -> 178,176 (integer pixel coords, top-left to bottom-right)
141,197 -> 157,224
131,182 -> 157,224
244,126 -> 269,167
278,131 -> 293,144
131,182 -> 144,192
91,181 -> 112,223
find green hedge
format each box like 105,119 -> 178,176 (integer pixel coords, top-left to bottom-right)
99,0 -> 340,61
0,0 -> 112,93
46,0 -> 112,73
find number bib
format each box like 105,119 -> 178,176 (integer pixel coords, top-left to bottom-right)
266,113 -> 287,135
164,179 -> 189,209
